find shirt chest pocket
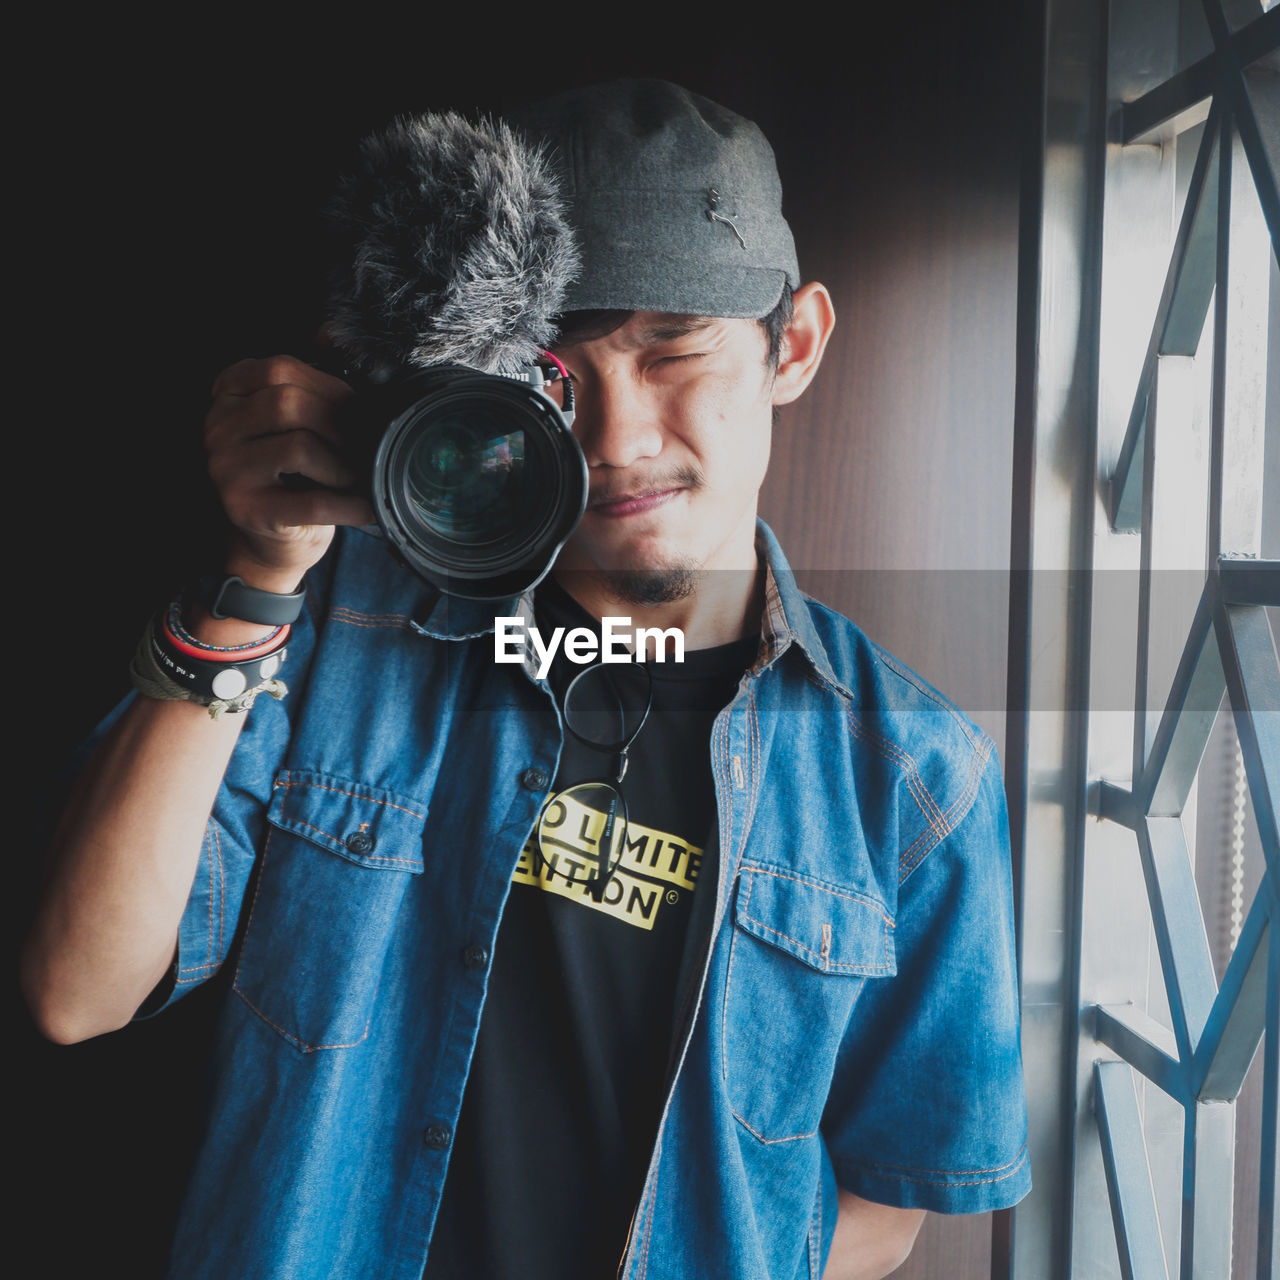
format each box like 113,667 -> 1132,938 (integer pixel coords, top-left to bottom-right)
721,865 -> 896,1144
232,770 -> 427,1053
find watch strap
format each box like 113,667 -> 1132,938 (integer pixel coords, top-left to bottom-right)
200,575 -> 307,625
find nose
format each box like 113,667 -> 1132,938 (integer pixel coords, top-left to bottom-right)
570,374 -> 664,470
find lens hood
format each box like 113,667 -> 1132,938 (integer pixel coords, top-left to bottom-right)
361,365 -> 587,600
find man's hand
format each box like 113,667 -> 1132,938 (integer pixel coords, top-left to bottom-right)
822,1189 -> 924,1280
19,354 -> 378,1044
204,355 -> 374,595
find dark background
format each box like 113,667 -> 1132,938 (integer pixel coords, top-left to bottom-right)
16,9 -> 1025,1276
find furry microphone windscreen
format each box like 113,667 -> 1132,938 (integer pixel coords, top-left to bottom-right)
323,111 -> 580,379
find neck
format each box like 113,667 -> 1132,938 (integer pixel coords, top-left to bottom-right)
551,559 -> 764,652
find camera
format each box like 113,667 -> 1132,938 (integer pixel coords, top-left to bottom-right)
352,361 -> 587,601
319,108 -> 588,598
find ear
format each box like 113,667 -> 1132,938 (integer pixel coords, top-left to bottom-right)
771,282 -> 836,407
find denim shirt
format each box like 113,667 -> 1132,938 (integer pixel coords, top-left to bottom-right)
137,520 -> 1030,1279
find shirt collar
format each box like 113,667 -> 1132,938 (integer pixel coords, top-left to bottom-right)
752,519 -> 849,696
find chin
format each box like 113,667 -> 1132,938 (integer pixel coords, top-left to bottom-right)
600,564 -> 699,606
555,538 -> 702,606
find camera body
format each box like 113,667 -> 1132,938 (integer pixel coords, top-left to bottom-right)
351,362 -> 587,600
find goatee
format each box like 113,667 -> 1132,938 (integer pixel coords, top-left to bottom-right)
601,565 -> 699,606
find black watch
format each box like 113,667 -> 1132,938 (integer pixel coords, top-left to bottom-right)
199,575 -> 307,626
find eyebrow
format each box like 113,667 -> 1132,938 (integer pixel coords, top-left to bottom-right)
628,316 -> 718,347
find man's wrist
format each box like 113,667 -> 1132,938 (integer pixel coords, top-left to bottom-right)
200,574 -> 306,626
218,548 -> 308,601
185,563 -> 305,647
181,604 -> 284,650
130,602 -> 290,717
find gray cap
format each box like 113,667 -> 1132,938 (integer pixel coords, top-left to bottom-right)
505,79 -> 800,320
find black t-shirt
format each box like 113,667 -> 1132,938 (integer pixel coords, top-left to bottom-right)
423,580 -> 755,1280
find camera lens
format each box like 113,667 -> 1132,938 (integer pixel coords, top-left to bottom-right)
370,366 -> 587,599
402,413 -> 533,545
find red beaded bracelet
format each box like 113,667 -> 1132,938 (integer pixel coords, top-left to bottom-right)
163,600 -> 290,662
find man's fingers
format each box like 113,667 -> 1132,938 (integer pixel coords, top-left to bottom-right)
257,488 -> 376,534
220,480 -> 374,554
205,379 -> 350,447
210,355 -> 354,403
198,354 -> 371,584
208,428 -> 361,495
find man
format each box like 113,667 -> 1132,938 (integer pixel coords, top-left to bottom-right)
21,80 -> 1030,1278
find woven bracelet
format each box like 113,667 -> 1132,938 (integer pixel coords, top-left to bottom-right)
130,609 -> 288,718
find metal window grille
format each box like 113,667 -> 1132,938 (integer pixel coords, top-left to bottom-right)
1007,1 -> 1277,1276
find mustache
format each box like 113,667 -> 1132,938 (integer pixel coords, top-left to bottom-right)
587,466 -> 705,508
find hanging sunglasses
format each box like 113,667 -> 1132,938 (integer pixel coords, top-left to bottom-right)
534,659 -> 654,902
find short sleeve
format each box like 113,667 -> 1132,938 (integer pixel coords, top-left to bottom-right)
117,605 -> 316,1017
820,748 -> 1032,1213
157,683 -> 297,1010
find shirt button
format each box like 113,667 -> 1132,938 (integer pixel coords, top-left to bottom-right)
344,830 -> 375,855
462,944 -> 489,971
423,1125 -> 452,1150
520,767 -> 549,791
